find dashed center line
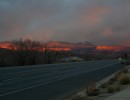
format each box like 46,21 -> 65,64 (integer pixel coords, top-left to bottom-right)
4,77 -> 22,82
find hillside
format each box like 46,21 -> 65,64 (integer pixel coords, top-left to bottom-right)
0,41 -> 130,52
0,41 -> 95,51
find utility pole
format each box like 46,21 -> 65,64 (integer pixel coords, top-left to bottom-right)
45,43 -> 47,64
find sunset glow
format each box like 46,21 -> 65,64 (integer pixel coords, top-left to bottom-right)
0,42 -> 127,52
0,42 -> 71,51
96,46 -> 123,51
0,42 -> 12,49
48,48 -> 71,51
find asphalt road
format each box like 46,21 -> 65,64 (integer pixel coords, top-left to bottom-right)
0,60 -> 122,100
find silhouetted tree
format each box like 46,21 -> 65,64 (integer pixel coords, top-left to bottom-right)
45,50 -> 57,64
25,39 -> 43,65
9,39 -> 43,66
0,48 -> 5,66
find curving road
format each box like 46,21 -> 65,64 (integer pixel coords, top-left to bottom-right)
0,60 -> 122,100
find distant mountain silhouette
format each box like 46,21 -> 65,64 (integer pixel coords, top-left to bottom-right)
46,41 -> 95,49
0,41 -> 12,49
0,41 -> 130,52
96,46 -> 130,52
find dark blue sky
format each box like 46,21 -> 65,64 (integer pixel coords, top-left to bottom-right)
0,0 -> 130,46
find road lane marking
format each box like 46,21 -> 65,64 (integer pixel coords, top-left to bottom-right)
3,77 -> 22,82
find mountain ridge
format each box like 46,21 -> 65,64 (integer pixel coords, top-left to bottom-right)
0,41 -> 130,52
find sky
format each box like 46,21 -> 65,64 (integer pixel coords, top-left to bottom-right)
0,0 -> 130,46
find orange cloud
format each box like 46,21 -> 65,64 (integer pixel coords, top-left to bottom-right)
82,6 -> 111,25
96,46 -> 123,52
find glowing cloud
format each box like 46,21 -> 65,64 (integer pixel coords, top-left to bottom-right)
0,0 -> 130,46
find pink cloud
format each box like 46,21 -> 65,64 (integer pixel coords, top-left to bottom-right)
81,6 -> 111,25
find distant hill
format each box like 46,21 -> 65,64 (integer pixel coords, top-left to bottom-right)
46,41 -> 95,50
0,41 -> 95,51
0,41 -> 12,49
96,46 -> 130,52
0,41 -> 130,52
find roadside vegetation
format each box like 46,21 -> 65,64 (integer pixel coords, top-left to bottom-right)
126,60 -> 130,65
86,83 -> 99,96
118,74 -> 130,85
107,84 -> 120,93
68,95 -> 86,100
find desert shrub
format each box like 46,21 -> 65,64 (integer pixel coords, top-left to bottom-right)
118,74 -> 130,85
114,70 -> 122,80
107,84 -> 121,93
101,83 -> 108,89
70,95 -> 86,100
107,78 -> 115,85
86,83 -> 99,96
67,95 -> 92,100
126,60 -> 130,65
122,67 -> 128,73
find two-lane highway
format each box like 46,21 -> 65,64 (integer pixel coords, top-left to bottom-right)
0,60 -> 122,100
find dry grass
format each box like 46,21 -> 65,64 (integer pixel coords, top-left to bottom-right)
70,95 -> 85,100
114,67 -> 128,81
114,71 -> 122,80
122,67 -> 128,73
67,95 -> 94,100
107,78 -> 115,85
86,83 -> 99,96
126,60 -> 130,65
118,74 -> 130,85
107,84 -> 121,93
67,95 -> 90,100
101,83 -> 108,89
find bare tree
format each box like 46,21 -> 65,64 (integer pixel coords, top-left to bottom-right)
45,50 -> 57,64
9,39 -> 28,65
9,39 -> 43,66
0,47 -> 5,66
25,39 -> 43,65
